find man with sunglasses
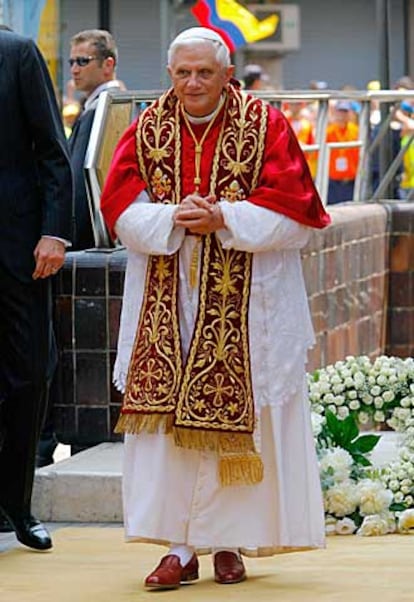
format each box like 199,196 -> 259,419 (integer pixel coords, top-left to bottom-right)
68,29 -> 122,250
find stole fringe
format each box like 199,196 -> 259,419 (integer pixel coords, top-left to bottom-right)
173,426 -> 264,487
114,413 -> 174,435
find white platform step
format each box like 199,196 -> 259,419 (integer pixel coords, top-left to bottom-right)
31,432 -> 403,523
32,442 -> 123,522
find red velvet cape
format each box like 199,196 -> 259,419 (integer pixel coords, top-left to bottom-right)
101,95 -> 330,238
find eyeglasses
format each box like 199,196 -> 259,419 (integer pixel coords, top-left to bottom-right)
68,56 -> 98,68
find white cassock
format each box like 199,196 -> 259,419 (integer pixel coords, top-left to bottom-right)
114,191 -> 325,557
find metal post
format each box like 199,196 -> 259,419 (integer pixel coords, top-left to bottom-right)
99,0 -> 110,30
159,0 -> 170,89
377,0 -> 393,198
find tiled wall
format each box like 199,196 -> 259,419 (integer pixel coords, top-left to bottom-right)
52,249 -> 126,447
52,202 -> 410,447
303,202 -> 389,371
386,203 -> 414,357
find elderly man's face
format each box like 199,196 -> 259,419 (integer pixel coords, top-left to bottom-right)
168,43 -> 234,117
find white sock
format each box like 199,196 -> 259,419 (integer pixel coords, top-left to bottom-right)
212,547 -> 241,558
168,543 -> 195,566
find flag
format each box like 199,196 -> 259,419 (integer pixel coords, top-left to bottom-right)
191,0 -> 279,52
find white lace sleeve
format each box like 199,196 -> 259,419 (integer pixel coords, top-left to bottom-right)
217,200 -> 310,252
115,190 -> 185,255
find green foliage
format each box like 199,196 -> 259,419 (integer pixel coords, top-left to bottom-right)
321,410 -> 380,467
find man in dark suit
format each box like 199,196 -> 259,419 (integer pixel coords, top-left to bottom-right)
35,29 -> 122,465
0,26 -> 72,550
68,29 -> 121,250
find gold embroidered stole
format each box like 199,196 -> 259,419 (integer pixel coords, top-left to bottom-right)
115,86 -> 268,486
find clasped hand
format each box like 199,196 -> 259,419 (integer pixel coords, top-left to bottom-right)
174,193 -> 225,234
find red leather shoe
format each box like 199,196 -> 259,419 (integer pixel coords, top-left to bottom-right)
144,553 -> 199,590
214,551 -> 246,584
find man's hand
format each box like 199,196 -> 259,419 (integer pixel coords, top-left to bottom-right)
174,193 -> 226,234
32,237 -> 66,280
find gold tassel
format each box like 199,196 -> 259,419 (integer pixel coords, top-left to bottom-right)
219,453 -> 264,486
114,413 -> 174,435
189,237 -> 200,288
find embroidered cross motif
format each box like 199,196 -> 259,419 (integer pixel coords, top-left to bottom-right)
141,358 -> 164,393
203,373 -> 235,408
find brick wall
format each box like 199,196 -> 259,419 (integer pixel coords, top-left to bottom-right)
386,203 -> 414,357
303,202 -> 389,371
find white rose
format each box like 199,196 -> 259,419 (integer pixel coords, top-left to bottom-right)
357,514 -> 389,536
335,517 -> 357,535
358,412 -> 370,424
324,481 -> 358,517
357,479 -> 393,516
361,394 -> 373,405
337,406 -> 350,419
398,509 -> 414,533
388,480 -> 400,492
374,411 -> 385,423
382,391 -> 395,402
311,412 -> 324,437
320,448 -> 353,482
374,397 -> 384,409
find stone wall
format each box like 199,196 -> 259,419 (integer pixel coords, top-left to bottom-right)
386,203 -> 414,358
52,202 -> 410,448
304,203 -> 389,371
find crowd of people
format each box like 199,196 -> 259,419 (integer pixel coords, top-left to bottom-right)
240,66 -> 414,204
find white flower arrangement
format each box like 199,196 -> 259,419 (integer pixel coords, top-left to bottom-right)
309,355 -> 414,431
310,355 -> 414,537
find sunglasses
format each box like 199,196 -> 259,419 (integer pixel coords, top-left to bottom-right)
68,56 -> 98,67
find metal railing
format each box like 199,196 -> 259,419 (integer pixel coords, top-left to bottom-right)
84,88 -> 414,247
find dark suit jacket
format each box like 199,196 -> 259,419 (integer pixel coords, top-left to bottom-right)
68,82 -> 121,250
68,108 -> 96,250
0,30 -> 72,283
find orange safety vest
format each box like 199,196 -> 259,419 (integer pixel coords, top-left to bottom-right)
326,121 -> 359,180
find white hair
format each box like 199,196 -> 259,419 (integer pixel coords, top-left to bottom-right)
168,27 -> 231,67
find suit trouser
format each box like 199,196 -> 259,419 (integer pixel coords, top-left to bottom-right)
0,265 -> 53,516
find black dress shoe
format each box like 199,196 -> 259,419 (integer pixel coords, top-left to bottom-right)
0,515 -> 13,533
3,513 -> 52,550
